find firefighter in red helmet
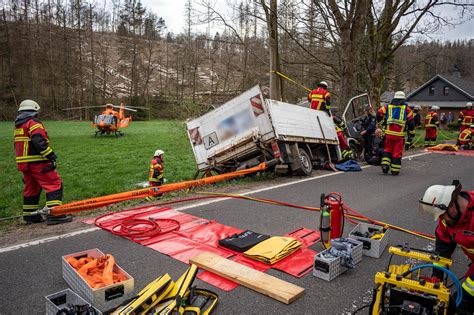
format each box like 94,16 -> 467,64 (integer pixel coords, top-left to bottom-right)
14,100 -> 72,224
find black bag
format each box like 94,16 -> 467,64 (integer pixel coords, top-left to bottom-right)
218,230 -> 270,252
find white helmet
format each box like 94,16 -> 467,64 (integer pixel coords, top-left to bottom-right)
419,181 -> 462,221
319,81 -> 328,88
18,99 -> 40,112
414,105 -> 421,110
431,106 -> 440,111
467,102 -> 472,108
394,91 -> 406,99
419,185 -> 455,220
154,149 -> 164,157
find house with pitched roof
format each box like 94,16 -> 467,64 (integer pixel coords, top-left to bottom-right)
405,71 -> 474,121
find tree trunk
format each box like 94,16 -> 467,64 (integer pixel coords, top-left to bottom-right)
261,0 -> 282,100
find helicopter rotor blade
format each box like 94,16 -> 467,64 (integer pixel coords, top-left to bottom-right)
110,105 -> 138,112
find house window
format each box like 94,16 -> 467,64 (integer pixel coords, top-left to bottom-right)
443,86 -> 449,96
429,86 -> 435,96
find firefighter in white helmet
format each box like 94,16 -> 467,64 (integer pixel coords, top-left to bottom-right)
308,81 -> 331,114
458,102 -> 474,132
377,91 -> 415,175
14,100 -> 72,225
424,105 -> 440,147
419,180 -> 474,313
149,149 -> 164,187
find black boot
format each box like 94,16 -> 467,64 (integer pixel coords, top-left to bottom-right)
46,215 -> 73,225
24,213 -> 45,224
382,165 -> 389,174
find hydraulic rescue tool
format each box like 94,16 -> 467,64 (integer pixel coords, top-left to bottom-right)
369,245 -> 463,315
319,193 -> 344,248
114,264 -> 218,315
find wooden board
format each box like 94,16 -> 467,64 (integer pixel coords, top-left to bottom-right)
190,252 -> 304,304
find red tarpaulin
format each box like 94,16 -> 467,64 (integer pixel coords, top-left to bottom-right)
86,206 -> 320,291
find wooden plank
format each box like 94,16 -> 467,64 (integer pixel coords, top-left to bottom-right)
190,252 -> 304,304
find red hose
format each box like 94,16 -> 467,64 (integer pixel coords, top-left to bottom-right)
92,193 -> 434,240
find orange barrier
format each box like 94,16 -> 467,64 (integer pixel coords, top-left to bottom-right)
51,163 -> 268,216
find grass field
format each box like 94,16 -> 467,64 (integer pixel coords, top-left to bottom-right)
411,128 -> 460,147
0,120 -> 461,220
0,120 -> 197,219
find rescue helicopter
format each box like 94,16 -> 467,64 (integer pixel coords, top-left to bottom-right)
92,103 -> 136,137
62,103 -> 139,137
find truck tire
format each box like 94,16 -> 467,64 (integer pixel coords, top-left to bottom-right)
297,148 -> 313,176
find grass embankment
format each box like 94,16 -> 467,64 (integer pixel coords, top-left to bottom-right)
411,128 -> 460,147
0,120 -> 197,219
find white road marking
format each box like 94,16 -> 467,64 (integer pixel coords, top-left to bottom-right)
0,227 -> 100,253
0,152 -> 432,253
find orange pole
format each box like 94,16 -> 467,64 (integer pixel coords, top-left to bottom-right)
51,163 -> 268,216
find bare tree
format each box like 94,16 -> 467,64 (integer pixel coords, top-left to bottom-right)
366,0 -> 474,105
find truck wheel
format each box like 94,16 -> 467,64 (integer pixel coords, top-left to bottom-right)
297,148 -> 313,176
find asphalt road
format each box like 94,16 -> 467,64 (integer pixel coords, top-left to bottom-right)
1,152 -> 473,314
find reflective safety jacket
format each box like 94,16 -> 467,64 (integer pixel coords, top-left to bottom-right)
435,191 -> 474,277
458,128 -> 472,144
308,87 -> 331,112
149,157 -> 164,184
333,116 -> 347,133
377,100 -> 414,137
14,114 -> 54,170
458,109 -> 474,127
425,111 -> 439,128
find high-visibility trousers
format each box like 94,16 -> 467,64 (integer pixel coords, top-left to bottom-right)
381,135 -> 404,174
337,131 -> 353,160
460,275 -> 474,313
425,127 -> 437,147
22,162 -> 63,216
337,131 -> 350,150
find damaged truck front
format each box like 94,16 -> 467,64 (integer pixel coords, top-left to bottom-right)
186,85 -> 341,176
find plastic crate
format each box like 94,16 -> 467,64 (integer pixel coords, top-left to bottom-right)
62,248 -> 134,311
45,289 -> 102,315
312,238 -> 363,282
349,223 -> 391,258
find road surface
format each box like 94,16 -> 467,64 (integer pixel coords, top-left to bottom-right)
0,152 -> 473,314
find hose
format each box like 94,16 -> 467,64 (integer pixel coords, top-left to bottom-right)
402,264 -> 463,307
197,192 -> 435,241
95,211 -> 180,241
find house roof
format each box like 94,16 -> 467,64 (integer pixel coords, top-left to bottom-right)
406,74 -> 474,100
408,101 -> 469,109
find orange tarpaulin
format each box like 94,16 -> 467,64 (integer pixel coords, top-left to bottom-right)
51,162 -> 268,216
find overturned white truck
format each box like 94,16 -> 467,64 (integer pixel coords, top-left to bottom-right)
186,85 -> 341,176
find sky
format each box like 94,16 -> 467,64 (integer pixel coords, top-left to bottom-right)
141,0 -> 474,41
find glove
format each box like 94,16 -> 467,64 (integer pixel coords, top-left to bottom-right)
41,159 -> 57,174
